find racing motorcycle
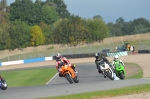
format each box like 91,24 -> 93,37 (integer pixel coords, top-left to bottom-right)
0,75 -> 8,90
99,60 -> 114,80
114,63 -> 126,80
58,62 -> 79,84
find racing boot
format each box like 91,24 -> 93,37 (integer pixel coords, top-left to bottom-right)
71,64 -> 78,73
74,69 -> 78,73
98,66 -> 102,73
104,75 -> 106,78
59,72 -> 63,77
98,69 -> 102,73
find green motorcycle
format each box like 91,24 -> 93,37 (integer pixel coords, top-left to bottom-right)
114,63 -> 126,80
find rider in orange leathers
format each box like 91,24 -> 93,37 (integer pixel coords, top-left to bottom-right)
55,53 -> 77,77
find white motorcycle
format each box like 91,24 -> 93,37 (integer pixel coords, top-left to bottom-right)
98,60 -> 114,80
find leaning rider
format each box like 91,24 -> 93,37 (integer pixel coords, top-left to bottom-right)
95,53 -> 112,74
55,53 -> 77,77
112,55 -> 125,73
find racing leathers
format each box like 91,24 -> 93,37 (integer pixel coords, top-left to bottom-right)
112,59 -> 125,67
112,59 -> 125,74
55,57 -> 76,77
95,55 -> 112,73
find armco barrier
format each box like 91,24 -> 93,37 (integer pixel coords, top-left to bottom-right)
52,53 -> 107,60
0,56 -> 53,66
102,49 -> 110,53
1,60 -> 24,66
106,51 -> 128,57
0,52 -> 127,67
138,50 -> 150,53
24,58 -> 45,64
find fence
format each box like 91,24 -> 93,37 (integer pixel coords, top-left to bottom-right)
0,33 -> 150,62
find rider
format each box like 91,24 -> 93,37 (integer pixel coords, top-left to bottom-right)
112,55 -> 125,73
0,75 -> 2,81
95,53 -> 112,74
55,53 -> 77,77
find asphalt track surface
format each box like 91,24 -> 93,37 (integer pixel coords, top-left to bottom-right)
0,63 -> 150,99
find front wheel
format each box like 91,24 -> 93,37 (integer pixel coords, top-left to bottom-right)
65,73 -> 73,84
73,76 -> 79,83
0,80 -> 8,90
106,69 -> 114,80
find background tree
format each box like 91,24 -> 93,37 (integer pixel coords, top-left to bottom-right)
0,28 -> 11,50
68,15 -> 89,46
9,20 -> 31,50
30,25 -> 45,46
40,22 -> 53,44
49,0 -> 70,18
0,0 -> 9,24
0,0 -> 11,50
41,3 -> 59,25
34,0 -> 43,24
10,0 -> 37,25
93,15 -> 103,20
132,18 -> 150,34
122,22 -> 134,35
52,15 -> 92,46
87,19 -> 109,42
52,18 -> 70,44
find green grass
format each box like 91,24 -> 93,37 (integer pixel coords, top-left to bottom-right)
125,62 -> 143,79
36,83 -> 150,99
1,68 -> 57,87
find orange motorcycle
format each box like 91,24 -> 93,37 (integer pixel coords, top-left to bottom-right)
58,62 -> 79,84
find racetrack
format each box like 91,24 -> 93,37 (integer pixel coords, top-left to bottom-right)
0,54 -> 150,99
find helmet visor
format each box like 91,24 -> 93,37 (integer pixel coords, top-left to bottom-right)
115,58 -> 118,61
56,56 -> 61,60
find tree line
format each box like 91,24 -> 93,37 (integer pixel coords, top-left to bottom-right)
0,0 -> 150,51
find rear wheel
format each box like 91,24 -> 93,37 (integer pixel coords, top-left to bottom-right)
120,72 -> 125,80
65,73 -> 73,84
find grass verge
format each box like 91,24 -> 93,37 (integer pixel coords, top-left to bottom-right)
125,62 -> 143,79
1,68 -> 57,87
36,83 -> 150,99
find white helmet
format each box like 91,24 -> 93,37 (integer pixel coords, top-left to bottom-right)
114,55 -> 119,61
56,53 -> 62,60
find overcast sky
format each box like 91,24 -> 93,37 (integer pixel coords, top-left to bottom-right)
7,0 -> 150,23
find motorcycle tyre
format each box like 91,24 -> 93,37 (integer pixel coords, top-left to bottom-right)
106,70 -> 114,80
1,81 -> 8,90
73,76 -> 79,83
120,72 -> 125,80
65,73 -> 73,84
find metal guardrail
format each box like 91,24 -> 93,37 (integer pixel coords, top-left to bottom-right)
0,43 -> 149,62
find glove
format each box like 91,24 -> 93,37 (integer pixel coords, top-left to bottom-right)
67,63 -> 71,66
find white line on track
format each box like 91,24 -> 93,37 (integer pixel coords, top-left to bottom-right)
142,78 -> 150,80
46,72 -> 58,85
